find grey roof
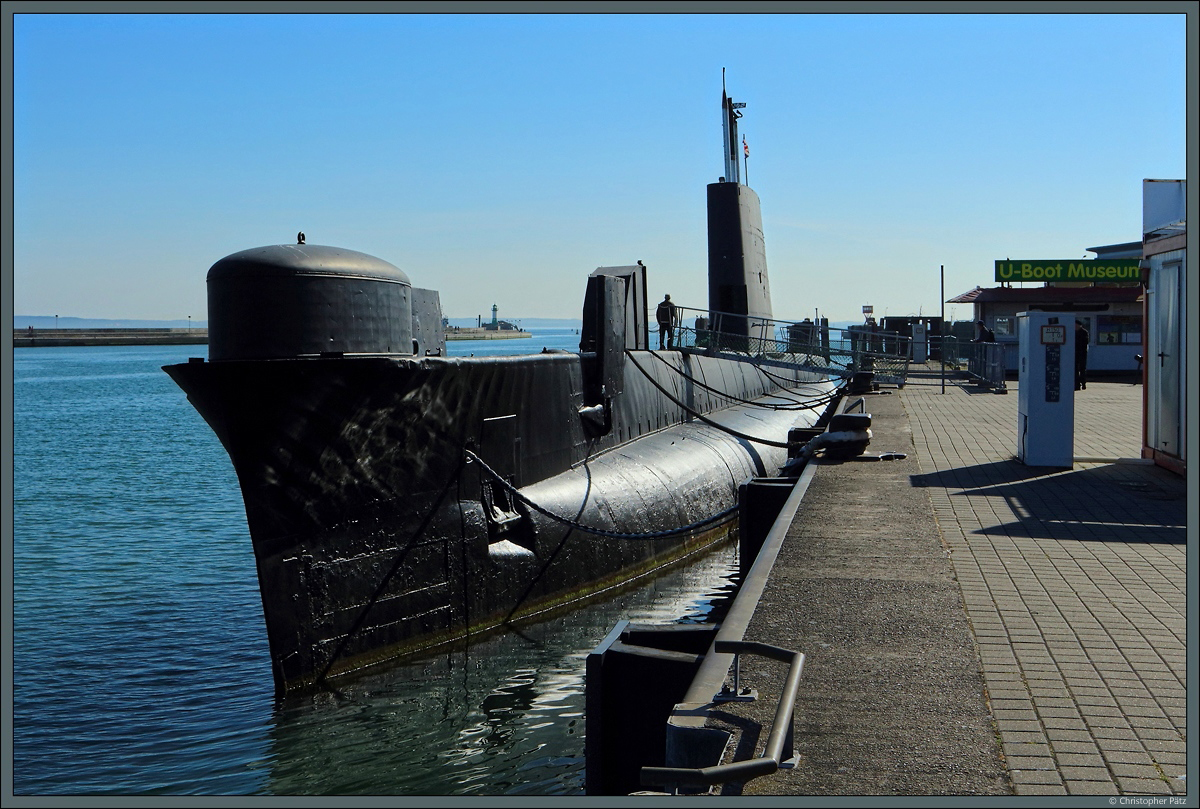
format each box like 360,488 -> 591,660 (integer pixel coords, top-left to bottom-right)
1085,241 -> 1143,259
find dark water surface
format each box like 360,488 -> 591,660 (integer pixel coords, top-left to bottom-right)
12,334 -> 740,796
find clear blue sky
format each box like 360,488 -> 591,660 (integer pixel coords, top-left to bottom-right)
12,9 -> 1190,324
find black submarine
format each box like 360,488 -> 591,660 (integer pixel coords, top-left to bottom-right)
164,83 -> 846,695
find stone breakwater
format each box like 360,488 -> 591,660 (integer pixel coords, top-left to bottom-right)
15,327 -> 536,347
444,328 -> 533,341
14,328 -> 209,347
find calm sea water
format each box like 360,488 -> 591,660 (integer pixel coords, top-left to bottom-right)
11,330 -> 740,797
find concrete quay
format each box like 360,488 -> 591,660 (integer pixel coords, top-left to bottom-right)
712,365 -> 1190,797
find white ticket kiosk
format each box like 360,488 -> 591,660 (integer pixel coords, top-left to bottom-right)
1016,311 -> 1074,467
912,323 -> 928,362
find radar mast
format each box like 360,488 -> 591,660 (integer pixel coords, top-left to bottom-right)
721,67 -> 747,185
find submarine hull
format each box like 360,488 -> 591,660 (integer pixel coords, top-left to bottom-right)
165,349 -> 834,692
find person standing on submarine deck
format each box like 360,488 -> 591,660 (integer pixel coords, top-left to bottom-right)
656,294 -> 678,350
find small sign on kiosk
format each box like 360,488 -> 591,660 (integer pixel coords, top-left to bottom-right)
1040,324 -> 1067,345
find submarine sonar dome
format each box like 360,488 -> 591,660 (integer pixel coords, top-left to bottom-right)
207,244 -> 416,360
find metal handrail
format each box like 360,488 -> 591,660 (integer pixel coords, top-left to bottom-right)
659,305 -> 912,387
639,641 -> 806,793
932,336 -> 1008,391
636,461 -> 823,794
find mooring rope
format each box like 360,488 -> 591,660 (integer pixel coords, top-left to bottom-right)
623,350 -> 801,449
465,448 -> 739,540
645,349 -> 843,411
316,451 -> 467,686
747,351 -> 854,388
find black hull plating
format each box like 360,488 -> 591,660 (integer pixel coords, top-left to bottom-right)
165,349 -> 835,692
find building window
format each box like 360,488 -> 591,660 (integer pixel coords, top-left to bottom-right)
994,316 -> 1014,337
1096,314 -> 1141,345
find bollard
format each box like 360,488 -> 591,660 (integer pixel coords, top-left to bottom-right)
585,622 -> 717,795
738,478 -> 796,580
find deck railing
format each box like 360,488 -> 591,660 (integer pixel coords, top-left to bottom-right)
662,307 -> 912,387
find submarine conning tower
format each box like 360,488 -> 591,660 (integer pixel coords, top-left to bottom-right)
707,77 -> 773,337
206,243 -> 444,360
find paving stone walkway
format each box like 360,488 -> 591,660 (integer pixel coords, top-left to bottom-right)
901,366 -> 1188,796
721,366 -> 1189,797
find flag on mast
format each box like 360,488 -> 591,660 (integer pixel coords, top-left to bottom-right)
743,136 -> 749,158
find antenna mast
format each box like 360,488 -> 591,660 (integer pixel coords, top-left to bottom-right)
721,68 -> 746,185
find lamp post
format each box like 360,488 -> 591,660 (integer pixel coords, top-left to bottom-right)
188,315 -> 192,332
940,265 -> 945,395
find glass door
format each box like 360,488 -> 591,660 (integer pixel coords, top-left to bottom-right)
1149,261 -> 1182,457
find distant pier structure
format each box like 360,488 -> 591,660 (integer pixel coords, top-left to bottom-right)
16,324 -> 539,347
444,304 -> 532,341
15,327 -> 209,347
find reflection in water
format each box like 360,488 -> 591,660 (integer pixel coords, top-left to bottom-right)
263,542 -> 740,795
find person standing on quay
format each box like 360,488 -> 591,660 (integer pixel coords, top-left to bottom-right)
656,294 -> 677,350
1075,319 -> 1090,391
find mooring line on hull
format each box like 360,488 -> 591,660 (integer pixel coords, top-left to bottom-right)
456,450 -> 472,652
314,452 -> 467,688
647,349 -> 842,410
464,448 -> 739,540
499,440 -> 598,625
747,353 -> 852,394
462,433 -> 608,649
623,351 -> 805,450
